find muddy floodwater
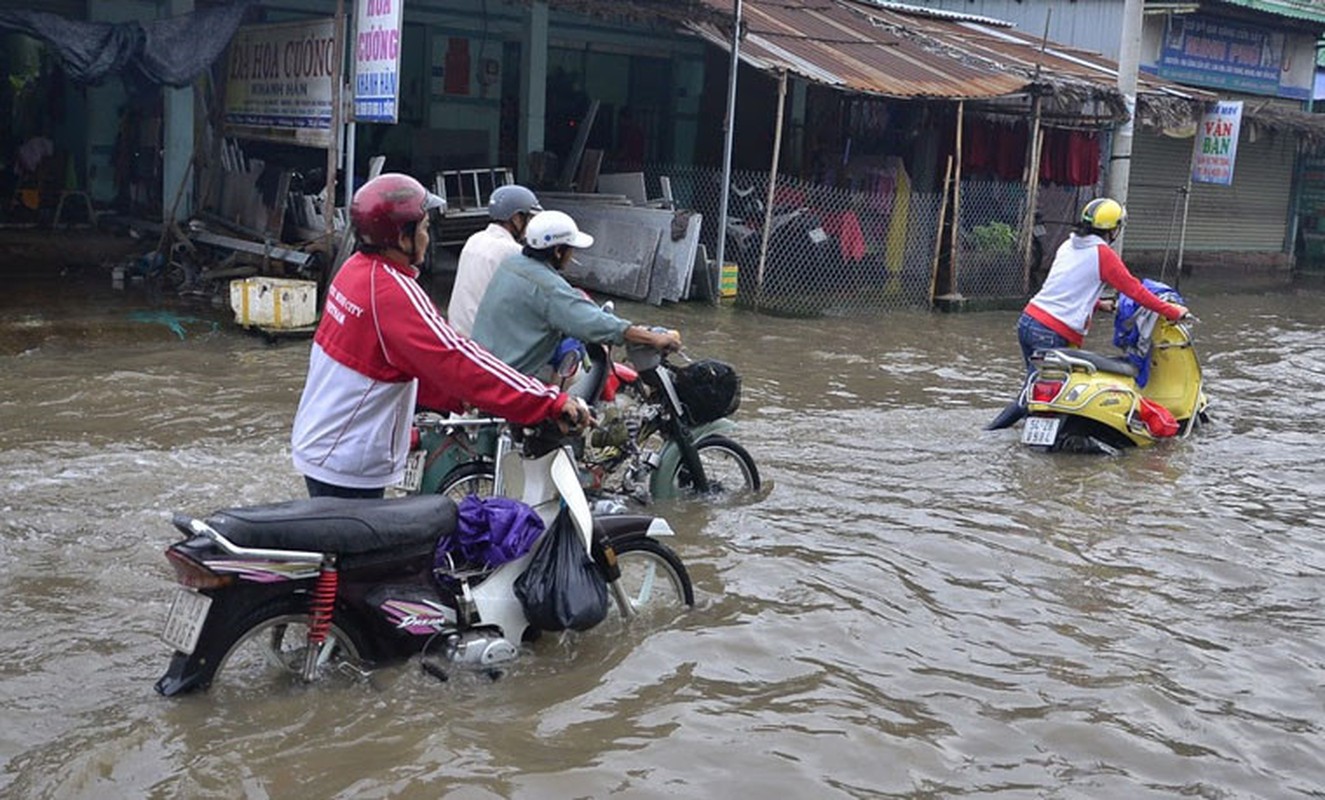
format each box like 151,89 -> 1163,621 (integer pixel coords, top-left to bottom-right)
1,269 -> 1323,798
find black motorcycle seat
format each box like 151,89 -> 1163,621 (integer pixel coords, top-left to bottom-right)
202,495 -> 457,556
1042,348 -> 1139,378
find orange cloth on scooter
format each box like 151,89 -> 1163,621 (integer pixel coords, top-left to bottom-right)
1138,397 -> 1178,438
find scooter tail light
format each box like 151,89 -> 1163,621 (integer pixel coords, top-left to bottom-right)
1031,380 -> 1064,403
165,547 -> 233,589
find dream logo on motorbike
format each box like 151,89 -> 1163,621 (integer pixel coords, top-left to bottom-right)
381,598 -> 456,634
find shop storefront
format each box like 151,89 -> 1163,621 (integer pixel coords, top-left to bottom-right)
1127,124 -> 1296,257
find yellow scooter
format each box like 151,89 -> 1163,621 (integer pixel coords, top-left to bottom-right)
1020,314 -> 1209,454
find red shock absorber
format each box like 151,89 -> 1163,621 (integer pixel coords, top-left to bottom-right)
307,563 -> 339,646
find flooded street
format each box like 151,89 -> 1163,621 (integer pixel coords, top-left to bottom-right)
2,270 -> 1323,798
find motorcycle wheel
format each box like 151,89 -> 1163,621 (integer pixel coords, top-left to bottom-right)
438,462 -> 496,502
608,538 -> 695,619
199,598 -> 369,692
669,435 -> 761,499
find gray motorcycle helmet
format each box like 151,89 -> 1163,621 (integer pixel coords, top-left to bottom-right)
488,184 -> 543,222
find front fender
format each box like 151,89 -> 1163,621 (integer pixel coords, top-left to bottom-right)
596,513 -> 675,542
649,419 -> 737,500
416,425 -> 497,494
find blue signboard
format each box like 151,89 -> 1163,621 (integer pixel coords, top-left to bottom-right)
1157,14 -> 1284,96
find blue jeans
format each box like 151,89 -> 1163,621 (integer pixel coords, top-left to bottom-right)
1016,313 -> 1069,372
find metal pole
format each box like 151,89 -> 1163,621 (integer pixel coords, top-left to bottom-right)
1174,134 -> 1199,290
1107,0 -> 1143,252
325,0 -> 346,238
344,4 -> 358,204
755,69 -> 788,305
345,123 -> 356,203
713,0 -> 742,305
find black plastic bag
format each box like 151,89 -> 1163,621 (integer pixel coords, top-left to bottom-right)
673,359 -> 741,425
514,507 -> 609,632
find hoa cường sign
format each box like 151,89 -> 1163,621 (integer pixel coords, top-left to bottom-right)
1192,101 -> 1243,186
353,0 -> 403,123
224,19 -> 336,148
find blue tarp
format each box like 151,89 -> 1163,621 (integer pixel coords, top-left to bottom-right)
1113,278 -> 1185,388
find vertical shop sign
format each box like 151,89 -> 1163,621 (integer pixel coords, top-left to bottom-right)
353,0 -> 404,122
224,19 -> 336,147
1192,100 -> 1242,186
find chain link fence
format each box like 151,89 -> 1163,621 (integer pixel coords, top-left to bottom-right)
638,165 -> 1066,316
952,180 -> 1030,300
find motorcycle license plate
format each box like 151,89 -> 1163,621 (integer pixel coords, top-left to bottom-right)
161,589 -> 211,655
397,450 -> 426,493
1021,416 -> 1061,446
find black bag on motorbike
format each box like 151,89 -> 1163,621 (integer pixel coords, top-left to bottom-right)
672,359 -> 741,425
513,507 -> 609,632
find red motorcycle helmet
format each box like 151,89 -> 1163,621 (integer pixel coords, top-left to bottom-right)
350,173 -> 444,247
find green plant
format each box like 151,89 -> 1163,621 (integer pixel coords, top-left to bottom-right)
968,221 -> 1017,253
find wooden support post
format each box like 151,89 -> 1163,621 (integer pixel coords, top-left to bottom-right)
756,69 -> 788,306
929,155 -> 954,307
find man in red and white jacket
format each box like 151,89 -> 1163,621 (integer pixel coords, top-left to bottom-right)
1017,197 -> 1187,370
291,173 -> 588,498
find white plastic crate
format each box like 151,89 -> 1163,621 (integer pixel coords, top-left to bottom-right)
229,277 -> 319,329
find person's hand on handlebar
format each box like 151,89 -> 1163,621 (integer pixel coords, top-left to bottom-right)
557,396 -> 593,433
625,324 -> 681,353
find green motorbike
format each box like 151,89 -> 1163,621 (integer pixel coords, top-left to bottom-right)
396,342 -> 760,506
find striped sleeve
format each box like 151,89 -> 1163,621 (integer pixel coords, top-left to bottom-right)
1097,246 -> 1184,320
374,266 -> 566,424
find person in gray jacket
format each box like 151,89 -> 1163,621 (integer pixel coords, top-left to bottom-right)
447,184 -> 542,336
471,209 -> 680,381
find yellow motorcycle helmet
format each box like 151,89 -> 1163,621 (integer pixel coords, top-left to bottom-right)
1081,198 -> 1126,232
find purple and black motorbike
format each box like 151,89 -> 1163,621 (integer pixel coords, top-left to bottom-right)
154,419 -> 693,696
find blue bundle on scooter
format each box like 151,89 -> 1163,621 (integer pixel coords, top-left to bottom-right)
1113,279 -> 1184,388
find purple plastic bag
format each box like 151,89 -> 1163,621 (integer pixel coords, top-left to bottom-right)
436,496 -> 544,570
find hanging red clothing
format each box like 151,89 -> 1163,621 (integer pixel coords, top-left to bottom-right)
821,210 -> 867,263
1066,132 -> 1100,186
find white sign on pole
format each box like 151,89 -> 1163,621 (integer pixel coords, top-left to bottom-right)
353,0 -> 404,123
224,19 -> 337,148
1192,100 -> 1243,186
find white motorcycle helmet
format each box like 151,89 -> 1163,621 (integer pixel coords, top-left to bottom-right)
525,210 -> 594,250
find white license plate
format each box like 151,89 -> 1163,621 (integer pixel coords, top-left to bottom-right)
397,450 -> 426,493
1021,416 -> 1061,446
161,589 -> 212,655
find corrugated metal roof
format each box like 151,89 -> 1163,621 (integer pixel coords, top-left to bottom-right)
848,0 -> 1014,27
692,0 -> 1028,99
1207,0 -> 1325,25
944,17 -> 1214,101
691,0 -> 1210,108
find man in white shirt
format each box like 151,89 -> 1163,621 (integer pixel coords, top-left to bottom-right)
447,184 -> 542,336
